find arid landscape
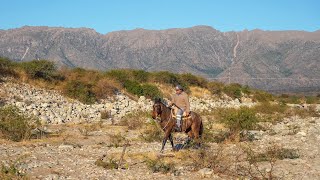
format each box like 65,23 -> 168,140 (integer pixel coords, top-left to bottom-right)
1,60 -> 320,179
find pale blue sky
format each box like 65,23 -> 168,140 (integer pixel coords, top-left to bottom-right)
1,0 -> 319,34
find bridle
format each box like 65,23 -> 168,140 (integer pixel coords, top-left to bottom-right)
153,102 -> 173,130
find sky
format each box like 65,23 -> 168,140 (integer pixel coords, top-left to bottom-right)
1,0 -> 319,34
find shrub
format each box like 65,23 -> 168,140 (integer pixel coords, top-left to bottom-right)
107,133 -> 126,148
278,94 -> 301,104
63,80 -> 96,104
93,78 -> 120,99
217,107 -> 258,140
118,111 -> 149,130
105,69 -> 130,84
123,80 -> 143,96
207,81 -> 224,95
306,96 -> 319,104
178,73 -> 208,88
0,57 -> 15,77
132,70 -> 150,83
18,60 -> 58,81
0,106 -> 39,142
95,156 -> 119,169
0,158 -> 27,179
145,157 -> 175,174
254,102 -> 288,115
151,71 -> 180,85
252,90 -> 274,102
139,120 -> 163,142
141,84 -> 162,99
223,83 -> 242,99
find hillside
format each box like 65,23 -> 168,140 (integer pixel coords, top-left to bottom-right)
1,71 -> 320,179
0,26 -> 320,93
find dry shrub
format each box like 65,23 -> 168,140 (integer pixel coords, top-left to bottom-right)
78,122 -> 102,136
184,143 -> 291,179
93,78 -> 120,99
287,105 -> 319,118
0,106 -> 39,142
254,102 -> 288,115
100,110 -> 111,120
61,68 -> 102,83
145,156 -> 176,174
139,120 -> 163,142
118,111 -> 149,130
95,155 -> 119,170
107,133 -> 126,148
190,86 -> 211,98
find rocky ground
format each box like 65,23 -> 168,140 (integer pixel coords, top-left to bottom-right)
1,80 -> 320,179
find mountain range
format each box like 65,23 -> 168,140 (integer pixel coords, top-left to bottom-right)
0,26 -> 319,93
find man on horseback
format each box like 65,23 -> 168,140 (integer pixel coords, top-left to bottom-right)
168,85 -> 190,132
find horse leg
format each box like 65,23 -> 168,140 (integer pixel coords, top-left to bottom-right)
192,126 -> 201,149
183,131 -> 193,148
168,133 -> 175,151
160,130 -> 171,153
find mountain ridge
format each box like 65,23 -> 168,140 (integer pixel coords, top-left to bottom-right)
0,25 -> 319,93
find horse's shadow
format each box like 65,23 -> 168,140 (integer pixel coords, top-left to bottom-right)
174,141 -> 200,151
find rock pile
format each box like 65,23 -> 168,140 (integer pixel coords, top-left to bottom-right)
0,81 -> 254,124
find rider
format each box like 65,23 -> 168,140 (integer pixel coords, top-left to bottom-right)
169,85 -> 190,131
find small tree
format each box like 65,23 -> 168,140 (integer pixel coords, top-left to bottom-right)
219,107 -> 258,141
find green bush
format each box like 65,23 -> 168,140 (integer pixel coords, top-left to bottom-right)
19,60 -> 58,81
178,73 -> 208,88
252,90 -> 274,102
207,81 -> 224,95
254,102 -> 288,115
0,106 -> 38,142
218,107 -> 258,134
63,80 -> 96,104
277,94 -> 301,104
223,83 -> 243,99
141,84 -> 162,99
151,71 -> 180,85
132,70 -> 150,83
105,69 -> 130,84
123,80 -> 143,96
0,57 -> 15,77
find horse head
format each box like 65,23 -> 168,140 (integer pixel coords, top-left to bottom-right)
152,97 -> 163,119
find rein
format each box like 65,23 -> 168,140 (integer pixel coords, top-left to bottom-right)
155,102 -> 173,131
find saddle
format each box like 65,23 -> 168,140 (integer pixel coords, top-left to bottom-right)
171,107 -> 191,132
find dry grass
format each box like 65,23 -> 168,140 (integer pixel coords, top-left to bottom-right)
93,78 -> 121,99
189,86 -> 211,98
118,111 -> 149,130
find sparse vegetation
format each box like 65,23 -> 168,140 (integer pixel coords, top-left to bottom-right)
63,80 -> 96,104
119,111 -> 149,130
216,107 -> 258,141
0,158 -> 27,179
139,120 -> 163,142
95,155 -> 119,170
145,157 -> 175,174
0,106 -> 39,142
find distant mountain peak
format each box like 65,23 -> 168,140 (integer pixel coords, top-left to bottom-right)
0,26 -> 319,93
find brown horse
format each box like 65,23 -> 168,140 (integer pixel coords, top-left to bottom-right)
151,98 -> 203,152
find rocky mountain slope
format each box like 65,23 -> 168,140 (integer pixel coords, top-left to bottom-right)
1,26 -> 319,93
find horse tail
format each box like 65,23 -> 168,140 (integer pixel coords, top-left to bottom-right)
199,118 -> 203,138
